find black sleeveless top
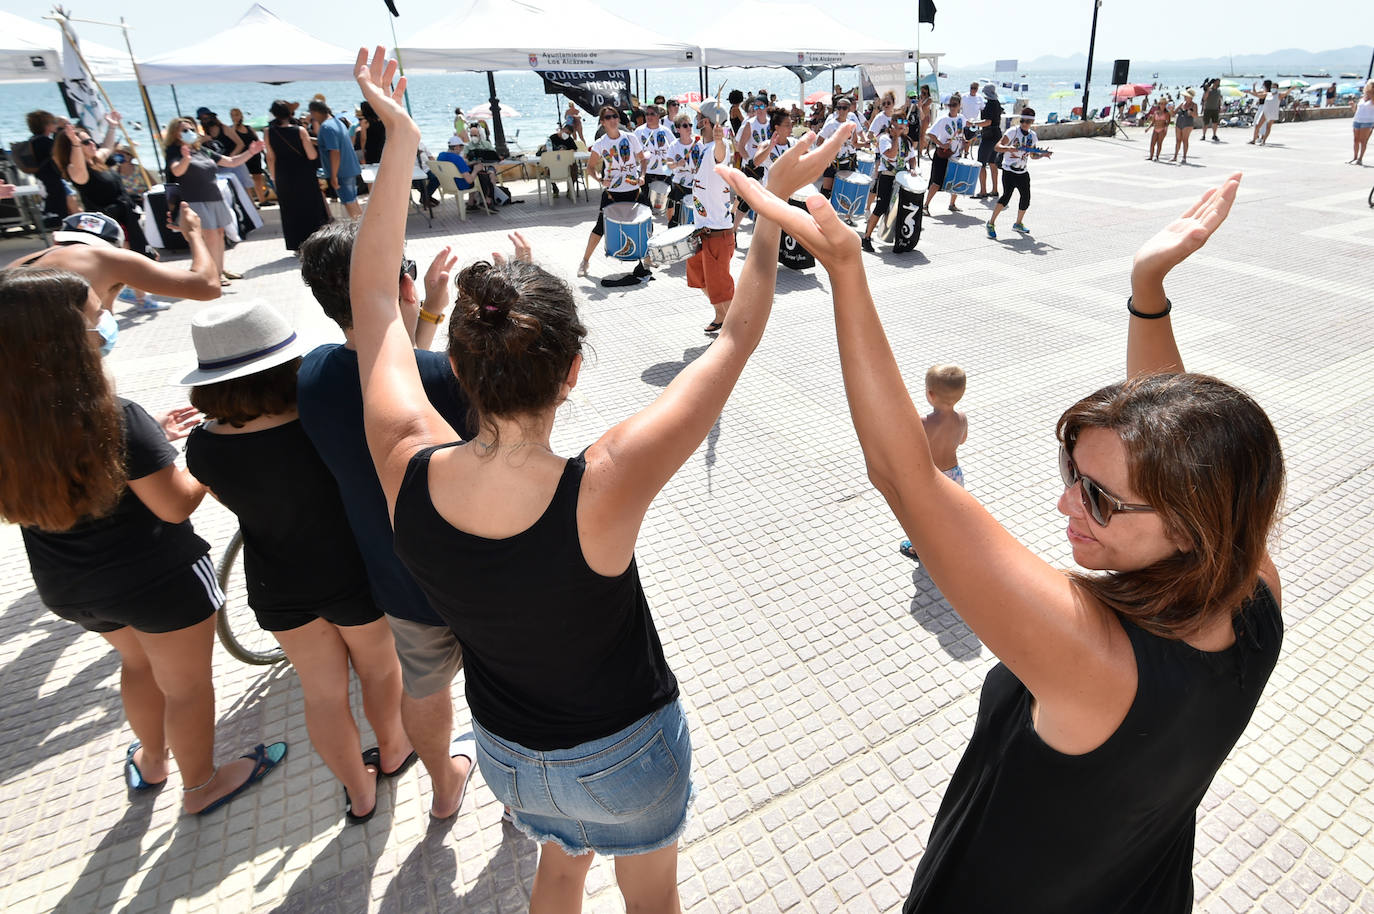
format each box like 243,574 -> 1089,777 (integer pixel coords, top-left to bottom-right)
392,445 -> 678,750
904,581 -> 1282,914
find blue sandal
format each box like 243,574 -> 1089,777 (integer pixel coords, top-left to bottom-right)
124,740 -> 166,791
899,540 -> 920,562
195,741 -> 288,817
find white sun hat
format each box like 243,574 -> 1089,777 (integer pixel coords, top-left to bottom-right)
172,299 -> 311,386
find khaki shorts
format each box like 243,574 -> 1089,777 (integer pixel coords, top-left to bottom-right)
386,615 -> 464,698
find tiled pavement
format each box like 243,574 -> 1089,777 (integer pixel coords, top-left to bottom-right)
2,118 -> 1373,913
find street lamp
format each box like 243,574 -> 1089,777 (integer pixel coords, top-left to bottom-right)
1081,0 -> 1102,121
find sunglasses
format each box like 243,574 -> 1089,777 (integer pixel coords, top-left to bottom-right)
80,138 -> 96,146
1058,445 -> 1155,527
893,118 -> 908,125
400,258 -> 417,282
601,114 -> 617,121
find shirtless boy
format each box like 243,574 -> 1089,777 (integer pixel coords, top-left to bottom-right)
900,364 -> 969,561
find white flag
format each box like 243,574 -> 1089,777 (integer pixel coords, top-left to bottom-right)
59,24 -> 109,135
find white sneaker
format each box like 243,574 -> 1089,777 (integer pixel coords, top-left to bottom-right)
576,260 -> 589,277
134,298 -> 171,312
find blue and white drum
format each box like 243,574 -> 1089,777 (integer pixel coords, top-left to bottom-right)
830,171 -> 872,219
676,193 -> 696,225
854,152 -> 876,178
603,203 -> 653,261
942,159 -> 979,195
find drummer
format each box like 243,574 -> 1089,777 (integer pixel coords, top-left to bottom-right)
666,115 -> 703,228
818,96 -> 860,201
577,106 -> 649,278
756,109 -> 796,187
865,91 -> 898,145
634,105 -> 675,211
860,110 -> 918,253
731,95 -> 772,232
923,93 -> 968,215
986,107 -> 1051,240
687,121 -> 735,335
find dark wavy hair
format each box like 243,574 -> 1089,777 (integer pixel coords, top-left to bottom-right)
53,128 -> 108,179
299,220 -> 358,329
190,358 -> 301,428
447,260 -> 586,448
1057,373 -> 1285,639
0,268 -> 126,531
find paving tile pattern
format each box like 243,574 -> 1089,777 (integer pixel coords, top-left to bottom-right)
1,118 -> 1372,913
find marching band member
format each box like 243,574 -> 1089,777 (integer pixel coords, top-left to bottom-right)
986,108 -> 1051,240
634,105 -> 675,208
578,106 -> 648,278
686,121 -> 735,334
924,93 -> 967,215
732,96 -> 772,231
666,116 -> 704,228
861,111 -> 918,252
757,109 -> 796,187
818,96 -> 860,200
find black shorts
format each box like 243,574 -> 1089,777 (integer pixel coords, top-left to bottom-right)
48,553 -> 222,634
929,155 -> 950,189
1202,109 -> 1221,126
251,589 -> 383,632
977,137 -> 1003,166
593,189 -> 642,235
736,162 -> 764,214
822,154 -> 857,180
245,154 -> 264,176
871,172 -> 897,217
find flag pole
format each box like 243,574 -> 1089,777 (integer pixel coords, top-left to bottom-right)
47,10 -> 158,191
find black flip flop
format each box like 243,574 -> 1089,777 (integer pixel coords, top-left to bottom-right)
704,321 -> 723,334
124,740 -> 166,792
347,749 -> 383,825
378,748 -> 419,780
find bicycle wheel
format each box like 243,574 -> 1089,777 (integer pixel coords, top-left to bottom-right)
215,529 -> 287,665
1368,185 -> 1373,208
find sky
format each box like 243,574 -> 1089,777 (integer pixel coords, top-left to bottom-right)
5,0 -> 1371,69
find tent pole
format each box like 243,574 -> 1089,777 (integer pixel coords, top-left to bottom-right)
387,17 -> 414,116
171,84 -> 182,117
487,70 -> 510,159
117,17 -> 164,176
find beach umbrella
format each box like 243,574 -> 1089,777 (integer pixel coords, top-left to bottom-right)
804,90 -> 832,106
1049,89 -> 1075,99
1111,84 -> 1152,101
247,114 -> 269,129
469,101 -> 521,119
1219,79 -> 1240,87
676,91 -> 703,104
1277,79 -> 1308,89
1337,83 -> 1360,97
1218,86 -> 1243,98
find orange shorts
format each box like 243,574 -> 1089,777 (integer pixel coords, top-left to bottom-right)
686,230 -> 735,305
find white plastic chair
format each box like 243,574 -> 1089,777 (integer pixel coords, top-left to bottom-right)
536,150 -> 584,203
429,159 -> 490,220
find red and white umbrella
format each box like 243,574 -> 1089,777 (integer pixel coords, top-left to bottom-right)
804,90 -> 832,106
1110,84 -> 1154,101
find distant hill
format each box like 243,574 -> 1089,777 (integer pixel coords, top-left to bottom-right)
955,46 -> 1371,72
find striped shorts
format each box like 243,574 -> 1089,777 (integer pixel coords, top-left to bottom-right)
47,553 -> 224,634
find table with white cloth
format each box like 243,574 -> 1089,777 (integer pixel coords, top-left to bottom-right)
141,175 -> 262,251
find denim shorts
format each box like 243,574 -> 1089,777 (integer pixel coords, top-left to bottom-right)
1354,120 -> 1374,131
335,176 -> 360,204
474,699 -> 693,857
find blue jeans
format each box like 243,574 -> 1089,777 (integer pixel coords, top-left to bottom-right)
473,699 -> 693,856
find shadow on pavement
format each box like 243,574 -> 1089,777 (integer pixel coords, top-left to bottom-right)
51,796 -> 165,913
641,344 -> 710,388
908,566 -> 983,661
449,820 -> 539,913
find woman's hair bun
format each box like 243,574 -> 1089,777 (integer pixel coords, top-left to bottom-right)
457,261 -> 520,326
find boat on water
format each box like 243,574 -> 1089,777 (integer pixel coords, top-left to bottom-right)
1277,72 -> 1300,77
1340,72 -> 1360,79
1302,70 -> 1331,78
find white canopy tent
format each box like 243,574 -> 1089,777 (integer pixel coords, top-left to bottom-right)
695,1 -> 926,68
398,0 -> 700,72
0,11 -> 135,83
137,4 -> 357,85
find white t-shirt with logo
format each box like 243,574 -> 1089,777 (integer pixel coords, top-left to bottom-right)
820,114 -> 859,158
760,137 -> 795,188
590,130 -> 645,193
867,111 -> 892,140
668,137 -> 704,187
1000,126 -> 1039,173
876,134 -> 917,174
735,115 -> 771,163
634,123 -> 675,177
963,94 -> 985,123
691,140 -> 733,230
927,114 -> 967,154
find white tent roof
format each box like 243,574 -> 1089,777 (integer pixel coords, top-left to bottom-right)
0,12 -> 135,83
697,1 -> 916,68
138,4 -> 357,85
399,0 -> 699,72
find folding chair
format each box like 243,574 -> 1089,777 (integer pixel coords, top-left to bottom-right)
429,160 -> 490,220
536,150 -> 583,203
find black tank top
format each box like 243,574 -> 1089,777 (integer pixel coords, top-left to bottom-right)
392,444 -> 678,750
904,581 -> 1282,913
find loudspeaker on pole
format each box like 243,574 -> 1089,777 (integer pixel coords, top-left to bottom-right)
1112,59 -> 1130,86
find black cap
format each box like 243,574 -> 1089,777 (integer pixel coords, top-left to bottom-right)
1019,107 -> 1036,119
195,106 -> 216,119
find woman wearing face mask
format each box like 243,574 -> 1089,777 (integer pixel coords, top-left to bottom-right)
0,267 -> 288,816
164,117 -> 263,284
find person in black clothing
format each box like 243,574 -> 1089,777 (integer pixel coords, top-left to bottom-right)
0,267 -> 287,816
180,300 -> 412,826
229,108 -> 272,204
25,109 -> 74,221
726,170 -> 1283,913
262,101 -> 330,252
348,47 -> 853,912
53,118 -> 153,262
973,84 -> 1004,199
357,101 -> 386,165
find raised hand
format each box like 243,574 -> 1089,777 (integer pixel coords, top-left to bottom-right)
423,245 -> 457,303
1132,172 -> 1240,282
719,165 -> 859,268
492,231 -> 531,265
353,47 -> 414,135
764,123 -> 855,199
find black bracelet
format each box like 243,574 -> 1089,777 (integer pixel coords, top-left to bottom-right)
1127,295 -> 1172,319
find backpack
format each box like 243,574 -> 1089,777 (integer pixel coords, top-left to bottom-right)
10,141 -> 40,175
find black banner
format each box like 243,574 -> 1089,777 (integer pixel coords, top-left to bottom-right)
919,0 -> 937,25
539,70 -> 630,117
784,65 -> 830,85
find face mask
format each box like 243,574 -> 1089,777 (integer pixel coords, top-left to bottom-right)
181,130 -> 199,145
90,310 -> 118,356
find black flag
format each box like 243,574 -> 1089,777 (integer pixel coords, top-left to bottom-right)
383,0 -> 399,16
919,0 -> 937,25
539,70 -> 631,116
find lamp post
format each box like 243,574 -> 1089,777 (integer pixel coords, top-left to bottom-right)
1081,0 -> 1102,120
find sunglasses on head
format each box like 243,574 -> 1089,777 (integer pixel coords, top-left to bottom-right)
400,258 -> 417,282
1059,445 -> 1155,527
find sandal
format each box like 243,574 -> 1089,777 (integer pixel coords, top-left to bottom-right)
124,741 -> 166,792
431,738 -> 476,821
346,749 -> 382,825
704,320 -> 723,334
378,748 -> 419,779
948,203 -> 961,213
898,540 -> 920,562
195,742 -> 288,817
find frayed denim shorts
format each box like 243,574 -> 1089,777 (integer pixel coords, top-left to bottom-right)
473,699 -> 693,857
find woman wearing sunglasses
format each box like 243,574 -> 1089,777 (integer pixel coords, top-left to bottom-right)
721,168 -> 1283,913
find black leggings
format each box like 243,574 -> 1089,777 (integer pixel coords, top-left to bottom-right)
667,182 -> 690,228
998,170 -> 1030,211
592,189 -> 642,236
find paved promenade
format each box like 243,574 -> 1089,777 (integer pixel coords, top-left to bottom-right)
1,117 -> 1372,914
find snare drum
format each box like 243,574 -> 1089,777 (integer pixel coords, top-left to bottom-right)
603,203 -> 653,261
647,224 -> 703,266
830,171 -> 872,219
941,159 -> 979,196
854,152 -> 876,178
648,180 -> 672,218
